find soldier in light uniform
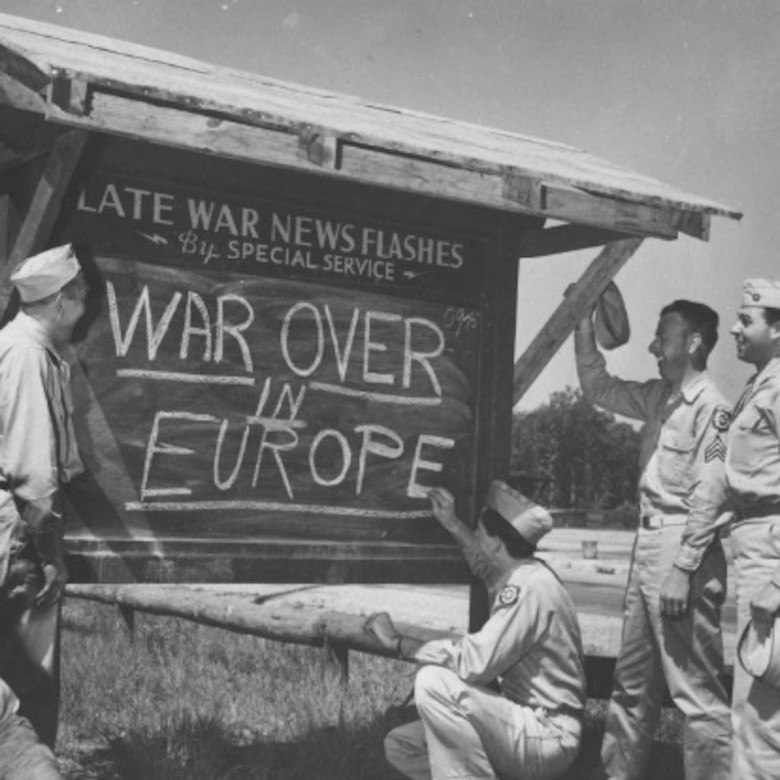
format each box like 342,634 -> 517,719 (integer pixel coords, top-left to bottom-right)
366,480 -> 585,780
574,298 -> 732,780
724,278 -> 780,779
0,244 -> 87,748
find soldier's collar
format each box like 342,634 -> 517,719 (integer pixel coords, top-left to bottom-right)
678,371 -> 709,404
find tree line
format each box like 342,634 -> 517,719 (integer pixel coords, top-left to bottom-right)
511,387 -> 641,514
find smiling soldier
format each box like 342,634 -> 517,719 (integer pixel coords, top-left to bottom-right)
574,296 -> 732,780
724,278 -> 780,779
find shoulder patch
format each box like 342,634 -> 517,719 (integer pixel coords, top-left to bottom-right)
497,585 -> 520,607
711,407 -> 731,432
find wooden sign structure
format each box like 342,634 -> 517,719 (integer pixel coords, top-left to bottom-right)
0,13 -> 741,585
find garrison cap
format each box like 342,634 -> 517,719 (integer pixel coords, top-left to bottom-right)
742,279 -> 780,310
594,281 -> 631,350
10,244 -> 81,303
486,480 -> 553,546
738,617 -> 780,689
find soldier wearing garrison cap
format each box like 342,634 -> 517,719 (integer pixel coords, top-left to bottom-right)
574,293 -> 732,780
0,243 -> 87,759
366,481 -> 585,780
723,278 -> 780,779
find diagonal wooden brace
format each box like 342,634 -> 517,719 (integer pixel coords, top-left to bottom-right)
513,237 -> 644,406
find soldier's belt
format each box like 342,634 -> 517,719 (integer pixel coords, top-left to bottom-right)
737,504 -> 780,522
640,515 -> 687,530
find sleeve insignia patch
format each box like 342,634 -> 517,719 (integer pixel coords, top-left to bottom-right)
711,407 -> 731,432
705,435 -> 727,463
497,585 -> 520,607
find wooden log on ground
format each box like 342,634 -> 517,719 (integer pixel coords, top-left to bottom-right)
66,584 -> 455,656
65,584 -> 731,702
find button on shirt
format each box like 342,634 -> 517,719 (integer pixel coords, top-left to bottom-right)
0,311 -> 83,581
576,333 -> 731,571
413,558 -> 586,715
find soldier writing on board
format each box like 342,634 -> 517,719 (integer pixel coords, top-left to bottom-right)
0,243 -> 87,754
574,291 -> 732,780
364,481 -> 585,780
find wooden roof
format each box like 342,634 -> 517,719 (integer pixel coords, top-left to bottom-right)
0,12 -> 740,245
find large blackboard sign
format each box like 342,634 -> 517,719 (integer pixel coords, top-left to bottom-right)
55,139 -> 527,582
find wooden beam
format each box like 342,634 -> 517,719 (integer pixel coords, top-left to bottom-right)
48,90 -> 301,169
0,71 -> 46,113
298,131 -> 339,169
520,225 -> 626,257
513,238 -> 644,405
0,42 -> 49,92
49,72 -> 89,116
674,209 -> 711,241
544,184 -> 678,239
1,128 -> 89,281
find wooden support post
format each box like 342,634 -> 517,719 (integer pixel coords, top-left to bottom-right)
513,237 -> 643,406
118,603 -> 135,641
1,128 -> 88,280
0,194 -> 9,263
322,638 -> 349,687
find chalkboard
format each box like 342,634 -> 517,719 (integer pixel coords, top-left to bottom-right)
52,140 -> 517,581
68,254 -> 480,541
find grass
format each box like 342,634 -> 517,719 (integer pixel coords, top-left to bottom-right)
57,599 -> 684,780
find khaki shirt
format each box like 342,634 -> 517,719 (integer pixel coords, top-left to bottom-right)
576,331 -> 731,571
0,311 -> 83,581
726,357 -> 780,513
414,557 -> 586,714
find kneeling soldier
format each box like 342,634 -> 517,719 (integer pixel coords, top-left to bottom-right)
366,481 -> 585,780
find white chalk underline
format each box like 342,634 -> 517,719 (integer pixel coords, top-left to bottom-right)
115,370 -> 441,405
117,369 -> 256,386
125,500 -> 432,519
309,381 -> 441,406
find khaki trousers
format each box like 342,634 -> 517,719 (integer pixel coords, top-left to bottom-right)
730,520 -> 780,780
591,526 -> 731,780
385,665 -> 580,780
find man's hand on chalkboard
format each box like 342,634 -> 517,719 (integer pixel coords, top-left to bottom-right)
364,612 -> 401,654
428,487 -> 459,533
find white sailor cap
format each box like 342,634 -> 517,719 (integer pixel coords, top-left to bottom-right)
10,244 -> 81,303
742,279 -> 780,310
486,480 -> 553,546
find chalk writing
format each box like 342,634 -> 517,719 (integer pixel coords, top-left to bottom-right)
73,174 -> 485,297
101,269 -> 474,516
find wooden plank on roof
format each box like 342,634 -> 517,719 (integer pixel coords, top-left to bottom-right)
46,91 -> 304,170
513,238 -> 643,405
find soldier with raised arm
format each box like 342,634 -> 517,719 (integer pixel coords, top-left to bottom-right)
366,481 -> 585,780
574,297 -> 732,780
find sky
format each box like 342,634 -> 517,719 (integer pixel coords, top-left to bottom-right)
3,0 -> 779,410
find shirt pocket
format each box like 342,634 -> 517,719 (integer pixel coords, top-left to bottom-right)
729,410 -> 775,468
656,430 -> 696,493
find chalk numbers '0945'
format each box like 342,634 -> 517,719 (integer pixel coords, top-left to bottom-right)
443,307 -> 479,339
